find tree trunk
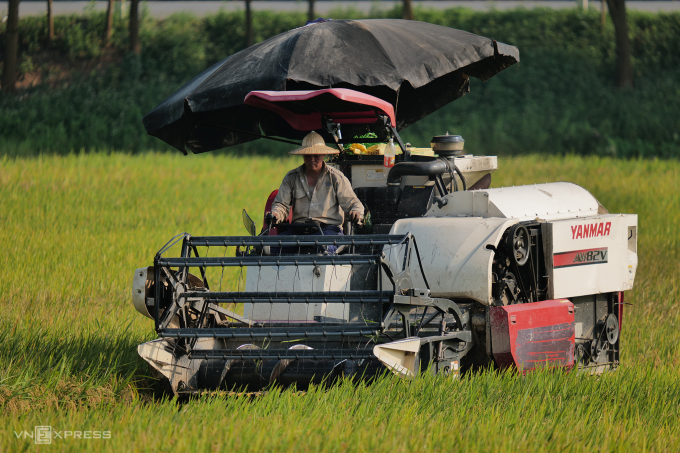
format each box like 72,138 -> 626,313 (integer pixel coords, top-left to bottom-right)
105,0 -> 115,46
308,0 -> 315,23
601,0 -> 607,28
606,0 -> 633,88
402,0 -> 414,20
129,0 -> 140,54
47,0 -> 54,41
2,0 -> 20,93
245,0 -> 253,48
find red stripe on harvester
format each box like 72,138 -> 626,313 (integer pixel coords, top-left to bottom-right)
553,247 -> 607,268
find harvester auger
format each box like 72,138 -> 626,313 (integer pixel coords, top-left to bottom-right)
133,89 -> 637,395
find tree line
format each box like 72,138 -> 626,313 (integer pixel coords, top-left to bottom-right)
2,0 -> 634,92
2,0 -> 142,92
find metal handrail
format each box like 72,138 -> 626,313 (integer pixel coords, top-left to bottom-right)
189,348 -> 375,360
159,328 -> 380,339
185,234 -> 407,248
156,255 -> 381,267
185,290 -> 392,304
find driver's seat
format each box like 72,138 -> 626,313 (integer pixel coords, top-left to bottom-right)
262,190 -> 293,236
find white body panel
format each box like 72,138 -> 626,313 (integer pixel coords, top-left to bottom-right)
545,214 -> 638,298
243,265 -> 352,321
132,267 -> 152,319
138,338 -> 219,393
427,182 -> 601,221
448,155 -> 498,190
385,217 -> 517,304
372,338 -> 421,377
351,165 -> 389,188
348,155 -> 497,190
386,182 -> 637,305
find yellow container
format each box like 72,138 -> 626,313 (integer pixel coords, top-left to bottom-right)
351,143 -> 432,156
408,147 -> 435,157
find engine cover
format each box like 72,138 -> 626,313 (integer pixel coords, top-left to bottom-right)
490,300 -> 575,371
386,217 -> 517,304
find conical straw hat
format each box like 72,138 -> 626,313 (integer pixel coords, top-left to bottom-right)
288,131 -> 340,155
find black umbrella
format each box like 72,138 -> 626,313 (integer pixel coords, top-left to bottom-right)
142,19 -> 519,154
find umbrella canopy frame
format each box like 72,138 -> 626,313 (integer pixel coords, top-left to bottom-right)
142,19 -> 520,154
244,88 -> 408,154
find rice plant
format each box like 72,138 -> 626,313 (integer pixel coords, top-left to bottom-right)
0,153 -> 678,451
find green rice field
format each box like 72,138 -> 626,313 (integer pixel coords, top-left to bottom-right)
0,153 -> 679,451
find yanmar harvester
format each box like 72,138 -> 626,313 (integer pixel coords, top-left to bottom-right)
132,88 -> 637,394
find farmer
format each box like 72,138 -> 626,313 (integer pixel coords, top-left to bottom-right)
268,131 -> 364,242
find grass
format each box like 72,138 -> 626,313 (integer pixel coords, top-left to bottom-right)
0,152 -> 679,451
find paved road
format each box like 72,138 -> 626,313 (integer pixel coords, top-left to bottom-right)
2,1 -> 680,18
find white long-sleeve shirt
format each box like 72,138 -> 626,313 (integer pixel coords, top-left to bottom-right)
271,163 -> 364,225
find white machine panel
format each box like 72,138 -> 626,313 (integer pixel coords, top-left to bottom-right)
351,164 -> 389,188
244,265 -> 352,321
347,155 -> 497,190
132,267 -> 152,319
546,214 -> 638,299
386,217 -> 517,304
427,182 -> 602,221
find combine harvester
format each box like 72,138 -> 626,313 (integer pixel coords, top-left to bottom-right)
134,21 -> 637,395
